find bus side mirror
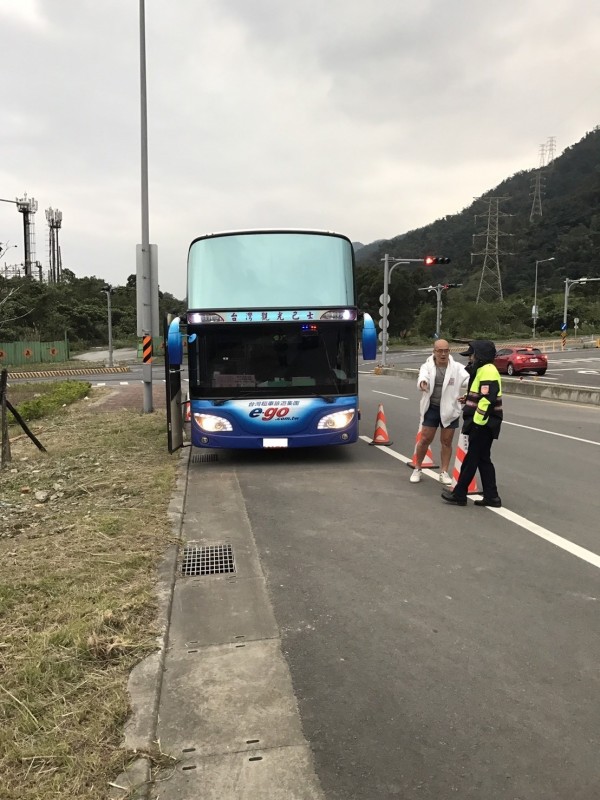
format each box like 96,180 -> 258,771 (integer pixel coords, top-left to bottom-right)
361,313 -> 377,361
167,317 -> 183,366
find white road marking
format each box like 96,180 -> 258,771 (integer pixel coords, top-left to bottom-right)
119,381 -> 129,385
549,357 -> 600,363
486,506 -> 600,570
372,390 -> 409,400
503,421 -> 600,446
96,382 -> 106,386
359,435 -> 600,571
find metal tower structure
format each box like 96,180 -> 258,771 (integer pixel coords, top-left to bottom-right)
472,196 -> 512,303
16,194 -> 41,278
546,136 -> 556,164
46,207 -> 63,283
530,170 -> 545,222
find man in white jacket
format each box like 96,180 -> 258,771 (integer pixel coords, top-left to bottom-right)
410,339 -> 470,485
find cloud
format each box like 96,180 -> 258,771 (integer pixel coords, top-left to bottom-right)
1,0 -> 599,298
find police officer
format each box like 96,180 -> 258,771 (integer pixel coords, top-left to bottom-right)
441,340 -> 503,507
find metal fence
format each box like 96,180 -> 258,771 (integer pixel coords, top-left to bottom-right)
0,340 -> 70,366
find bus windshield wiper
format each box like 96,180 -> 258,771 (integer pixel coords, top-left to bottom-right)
212,393 -> 257,406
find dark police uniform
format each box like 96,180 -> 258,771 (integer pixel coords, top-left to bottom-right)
443,340 -> 503,506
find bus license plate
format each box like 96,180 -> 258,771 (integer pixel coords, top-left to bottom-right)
263,438 -> 288,448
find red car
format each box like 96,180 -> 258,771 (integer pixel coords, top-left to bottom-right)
494,346 -> 548,376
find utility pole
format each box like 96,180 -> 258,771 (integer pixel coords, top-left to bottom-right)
532,257 -> 554,338
101,285 -> 114,368
139,0 -> 153,412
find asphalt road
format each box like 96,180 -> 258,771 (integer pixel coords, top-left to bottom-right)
384,346 -> 600,389
66,345 -> 600,391
210,374 -> 600,799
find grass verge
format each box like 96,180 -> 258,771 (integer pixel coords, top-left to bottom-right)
6,381 -> 91,425
0,391 -> 179,799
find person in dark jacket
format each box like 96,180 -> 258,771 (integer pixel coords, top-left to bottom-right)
441,339 -> 503,507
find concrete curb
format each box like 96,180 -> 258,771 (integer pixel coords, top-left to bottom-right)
377,366 -> 599,406
109,445 -> 190,800
8,366 -> 131,379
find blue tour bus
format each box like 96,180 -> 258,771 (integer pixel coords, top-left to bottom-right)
166,229 -> 376,450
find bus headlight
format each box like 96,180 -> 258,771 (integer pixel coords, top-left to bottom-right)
317,409 -> 356,430
193,413 -> 233,432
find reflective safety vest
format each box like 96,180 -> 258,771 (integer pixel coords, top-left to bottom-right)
463,363 -> 503,433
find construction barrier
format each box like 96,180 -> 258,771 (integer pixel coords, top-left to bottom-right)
369,403 -> 393,446
451,433 -> 480,495
408,424 -> 439,468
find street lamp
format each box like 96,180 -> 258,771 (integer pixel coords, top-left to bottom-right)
562,276 -> 600,349
101,285 -> 114,367
533,257 -> 554,338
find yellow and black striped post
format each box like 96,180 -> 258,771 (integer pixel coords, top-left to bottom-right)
561,331 -> 567,351
142,335 -> 153,364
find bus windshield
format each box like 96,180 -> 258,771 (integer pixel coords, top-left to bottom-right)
188,230 -> 355,309
188,321 -> 357,399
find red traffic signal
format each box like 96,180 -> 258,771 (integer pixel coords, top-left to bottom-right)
424,256 -> 451,265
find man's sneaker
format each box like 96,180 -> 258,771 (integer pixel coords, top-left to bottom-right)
439,471 -> 453,486
410,468 -> 422,483
474,497 -> 502,508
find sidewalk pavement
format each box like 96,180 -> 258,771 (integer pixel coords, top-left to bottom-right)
110,434 -> 325,799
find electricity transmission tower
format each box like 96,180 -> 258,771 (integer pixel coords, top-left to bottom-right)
530,143 -> 546,222
472,196 -> 512,303
529,137 -> 556,222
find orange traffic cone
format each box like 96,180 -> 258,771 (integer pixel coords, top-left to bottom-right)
408,425 -> 439,468
451,433 -> 480,494
369,403 -> 393,446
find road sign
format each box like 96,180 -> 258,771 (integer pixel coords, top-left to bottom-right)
574,317 -> 580,324
378,306 -> 385,316
378,319 -> 389,330
378,332 -> 385,341
379,294 -> 390,304
561,323 -> 567,331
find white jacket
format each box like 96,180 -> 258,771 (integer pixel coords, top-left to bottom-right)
417,355 -> 470,428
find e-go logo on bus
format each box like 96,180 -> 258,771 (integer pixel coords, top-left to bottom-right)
249,406 -> 290,420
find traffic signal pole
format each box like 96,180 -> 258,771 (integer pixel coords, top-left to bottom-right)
379,255 -> 452,366
418,283 -> 462,339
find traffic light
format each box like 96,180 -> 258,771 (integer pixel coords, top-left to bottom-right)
424,256 -> 451,265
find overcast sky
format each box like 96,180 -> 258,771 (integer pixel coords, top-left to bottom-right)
1,0 -> 599,299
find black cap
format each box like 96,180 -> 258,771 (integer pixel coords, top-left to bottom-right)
459,343 -> 474,357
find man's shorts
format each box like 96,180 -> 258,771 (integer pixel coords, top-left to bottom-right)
422,404 -> 459,429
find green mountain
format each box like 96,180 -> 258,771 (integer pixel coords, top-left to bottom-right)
355,127 -> 600,339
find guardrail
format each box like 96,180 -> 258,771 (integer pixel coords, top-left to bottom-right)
375,366 -> 599,407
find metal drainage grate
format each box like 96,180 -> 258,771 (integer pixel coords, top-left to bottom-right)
181,544 -> 236,576
191,453 -> 219,464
